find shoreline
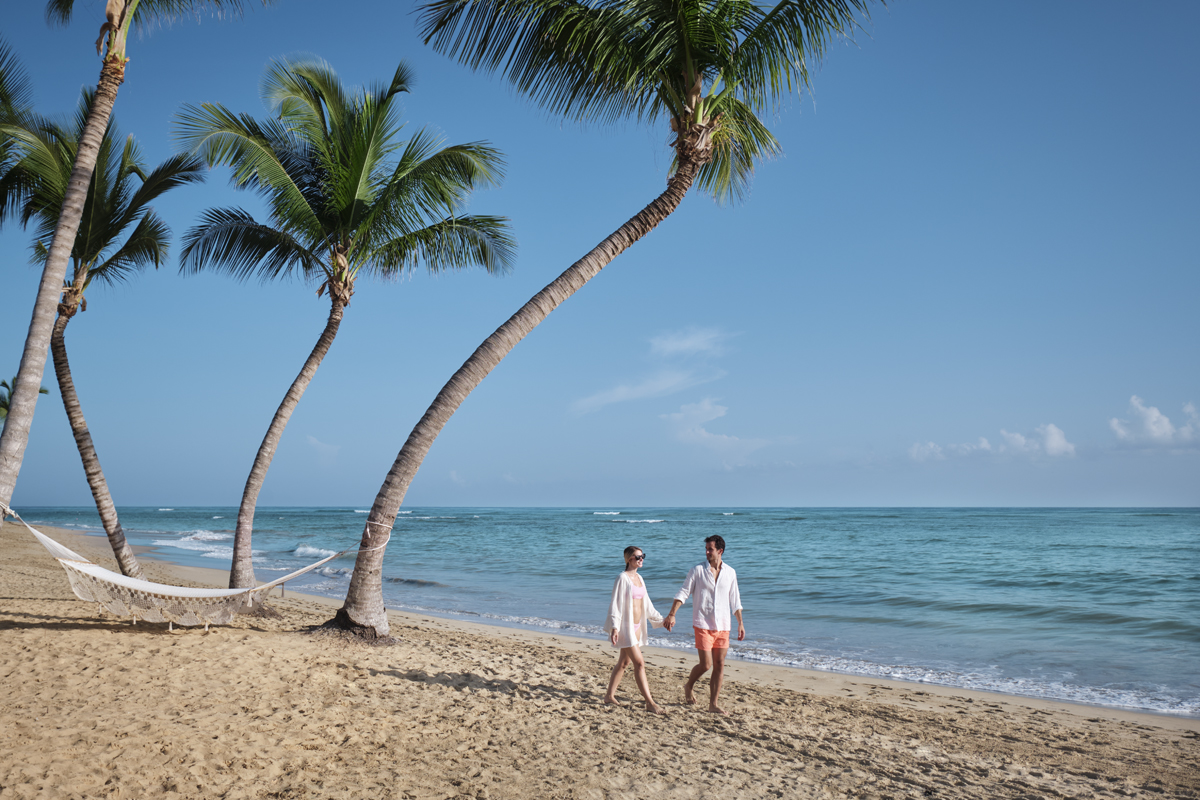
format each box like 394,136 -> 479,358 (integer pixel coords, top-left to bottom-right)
4,518 -> 1198,799
30,521 -> 1200,731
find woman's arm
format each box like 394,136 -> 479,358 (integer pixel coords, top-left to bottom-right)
604,573 -> 626,633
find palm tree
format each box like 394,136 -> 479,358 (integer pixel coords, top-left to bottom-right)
0,379 -> 49,425
176,57 -> 516,589
0,0 -> 270,516
3,89 -> 205,577
334,0 -> 877,637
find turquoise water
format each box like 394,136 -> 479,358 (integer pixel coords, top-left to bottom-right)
18,506 -> 1200,717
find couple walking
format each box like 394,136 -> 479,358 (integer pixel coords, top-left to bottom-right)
603,536 -> 745,715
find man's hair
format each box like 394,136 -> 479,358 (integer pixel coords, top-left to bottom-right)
623,545 -> 642,558
704,535 -> 726,553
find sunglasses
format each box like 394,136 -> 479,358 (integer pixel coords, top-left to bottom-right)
633,553 -> 646,561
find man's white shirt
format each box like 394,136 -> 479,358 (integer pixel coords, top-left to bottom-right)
675,563 -> 742,631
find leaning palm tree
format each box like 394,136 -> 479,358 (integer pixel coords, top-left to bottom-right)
0,0 -> 271,516
176,57 -> 516,589
4,89 -> 205,577
333,0 -> 877,636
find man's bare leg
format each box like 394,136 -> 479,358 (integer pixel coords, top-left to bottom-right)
709,646 -> 729,715
684,649 -> 713,705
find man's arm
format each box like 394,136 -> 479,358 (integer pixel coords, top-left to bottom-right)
663,599 -> 684,632
730,571 -> 744,640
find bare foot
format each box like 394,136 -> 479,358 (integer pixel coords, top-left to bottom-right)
683,683 -> 698,705
603,697 -> 624,706
709,704 -> 729,716
645,701 -> 669,715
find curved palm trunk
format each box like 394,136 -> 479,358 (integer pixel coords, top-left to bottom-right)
228,296 -> 347,588
0,58 -> 125,509
335,157 -> 703,637
50,311 -> 144,579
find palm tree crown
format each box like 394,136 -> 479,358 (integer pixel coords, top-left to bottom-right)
5,89 -> 205,303
176,57 -> 515,297
421,0 -> 873,201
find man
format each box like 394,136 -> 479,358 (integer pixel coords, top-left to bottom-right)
663,535 -> 745,715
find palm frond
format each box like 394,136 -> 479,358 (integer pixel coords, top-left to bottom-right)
0,37 -> 33,116
179,207 -> 320,282
89,210 -> 171,284
369,214 -> 516,278
175,102 -> 323,238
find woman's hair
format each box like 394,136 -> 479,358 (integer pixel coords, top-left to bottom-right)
623,545 -> 642,559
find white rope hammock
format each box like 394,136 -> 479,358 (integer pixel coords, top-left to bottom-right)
3,503 -> 351,629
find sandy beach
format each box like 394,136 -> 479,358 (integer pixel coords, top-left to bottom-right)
2,520 -> 1197,799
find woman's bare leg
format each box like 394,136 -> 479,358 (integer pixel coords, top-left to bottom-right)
627,646 -> 667,715
604,649 -> 631,704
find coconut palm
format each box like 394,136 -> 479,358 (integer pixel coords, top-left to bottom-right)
176,57 -> 516,589
333,0 -> 877,636
0,379 -> 49,425
3,89 -> 205,577
0,0 -> 270,515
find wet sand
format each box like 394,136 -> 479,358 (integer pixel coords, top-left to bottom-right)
2,520 -> 1197,799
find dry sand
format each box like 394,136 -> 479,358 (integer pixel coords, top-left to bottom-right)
2,520 -> 1197,799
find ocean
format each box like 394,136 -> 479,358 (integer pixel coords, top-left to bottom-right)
16,506 -> 1200,717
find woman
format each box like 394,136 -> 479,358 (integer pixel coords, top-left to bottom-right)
603,545 -> 667,714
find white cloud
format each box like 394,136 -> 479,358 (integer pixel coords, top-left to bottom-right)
649,327 -> 730,358
1039,423 -> 1076,457
572,369 -> 723,414
573,325 -> 732,414
909,442 -> 945,462
661,399 -> 767,464
911,425 -> 1074,461
948,437 -> 992,456
449,470 -> 465,486
1110,396 -> 1197,447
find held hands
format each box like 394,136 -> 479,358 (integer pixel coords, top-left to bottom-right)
663,612 -> 675,632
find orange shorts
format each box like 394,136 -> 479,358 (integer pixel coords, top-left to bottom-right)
693,627 -> 730,651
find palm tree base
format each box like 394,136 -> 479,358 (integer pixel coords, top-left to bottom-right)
327,608 -> 393,641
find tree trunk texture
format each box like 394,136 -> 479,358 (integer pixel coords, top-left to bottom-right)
335,157 -> 704,637
0,58 -> 125,509
228,296 -> 347,588
50,311 -> 145,579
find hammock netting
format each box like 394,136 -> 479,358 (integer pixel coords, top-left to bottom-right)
12,516 -> 345,627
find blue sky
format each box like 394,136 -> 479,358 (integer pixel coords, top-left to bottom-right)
3,0 -> 1197,507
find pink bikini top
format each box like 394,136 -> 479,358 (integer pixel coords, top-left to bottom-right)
630,581 -> 646,601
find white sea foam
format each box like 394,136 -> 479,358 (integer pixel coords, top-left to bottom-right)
211,516 -> 224,519
620,519 -> 664,524
593,512 -> 620,515
152,539 -> 236,559
158,508 -> 174,511
722,512 -> 735,516
181,530 -> 230,542
354,510 -> 369,513
717,645 -> 1200,717
295,545 -> 338,559
397,511 -> 411,514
